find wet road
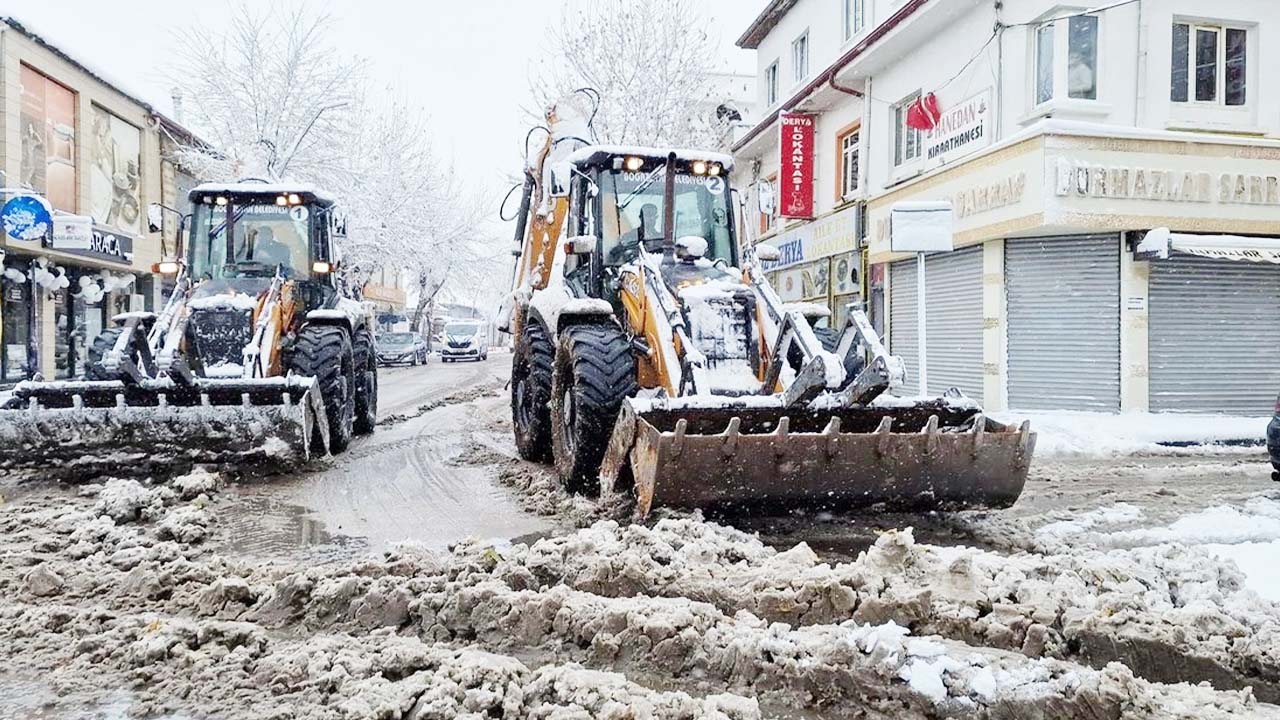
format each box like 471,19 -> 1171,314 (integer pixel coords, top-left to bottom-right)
217,352 -> 554,560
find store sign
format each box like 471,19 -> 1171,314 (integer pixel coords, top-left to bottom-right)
47,224 -> 134,264
52,215 -> 93,251
1055,159 -> 1280,207
763,204 -> 860,271
923,90 -> 992,169
779,113 -> 815,219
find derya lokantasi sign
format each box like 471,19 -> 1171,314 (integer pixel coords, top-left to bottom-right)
779,113 -> 815,219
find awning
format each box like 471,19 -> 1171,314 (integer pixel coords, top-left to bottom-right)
1135,228 -> 1280,264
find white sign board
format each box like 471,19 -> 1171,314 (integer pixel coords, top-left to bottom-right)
924,90 -> 992,169
890,202 -> 954,253
52,214 -> 93,251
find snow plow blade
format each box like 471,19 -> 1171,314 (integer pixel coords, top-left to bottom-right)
0,377 -> 329,475
600,399 -> 1034,518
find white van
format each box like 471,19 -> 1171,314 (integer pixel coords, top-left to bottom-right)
440,320 -> 489,362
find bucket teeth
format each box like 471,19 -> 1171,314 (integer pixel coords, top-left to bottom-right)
773,416 -> 790,457
821,417 -> 841,458
720,416 -> 741,456
611,397 -> 1033,517
672,418 -> 688,457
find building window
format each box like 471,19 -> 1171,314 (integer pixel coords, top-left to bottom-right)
765,60 -> 780,106
843,0 -> 866,41
893,94 -> 922,168
792,31 -> 809,84
839,128 -> 860,198
1171,23 -> 1247,105
1035,23 -> 1055,104
759,174 -> 778,236
19,64 -> 77,212
1034,14 -> 1099,106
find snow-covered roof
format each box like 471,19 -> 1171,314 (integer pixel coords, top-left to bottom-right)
568,145 -> 735,171
190,182 -> 336,205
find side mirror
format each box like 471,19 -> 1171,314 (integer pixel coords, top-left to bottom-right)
755,244 -> 781,262
564,235 -> 597,255
549,162 -> 572,198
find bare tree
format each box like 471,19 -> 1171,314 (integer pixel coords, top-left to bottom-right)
168,4 -> 364,182
531,0 -> 726,147
168,3 -> 507,323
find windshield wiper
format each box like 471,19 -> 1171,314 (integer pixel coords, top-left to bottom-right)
618,165 -> 666,210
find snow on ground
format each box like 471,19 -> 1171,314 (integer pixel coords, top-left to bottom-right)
1041,497 -> 1280,603
1206,542 -> 1280,603
993,409 -> 1270,457
4,469 -> 1280,718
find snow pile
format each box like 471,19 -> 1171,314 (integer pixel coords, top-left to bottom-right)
487,518 -> 1280,703
93,478 -> 173,523
3,476 -> 1279,717
994,409 -> 1268,456
170,468 -> 223,500
1047,498 -> 1280,603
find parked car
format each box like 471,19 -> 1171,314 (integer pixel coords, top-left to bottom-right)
440,321 -> 488,362
1268,400 -> 1280,481
377,332 -> 430,366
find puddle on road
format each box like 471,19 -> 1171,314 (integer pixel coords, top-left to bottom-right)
216,488 -> 370,563
0,676 -> 192,720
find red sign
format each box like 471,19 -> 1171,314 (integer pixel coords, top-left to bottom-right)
779,113 -> 815,219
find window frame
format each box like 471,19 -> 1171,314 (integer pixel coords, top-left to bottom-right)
765,60 -> 780,107
792,30 -> 810,85
892,92 -> 922,170
1031,10 -> 1101,109
759,173 -> 778,237
1170,21 -> 1248,107
834,121 -> 861,202
842,0 -> 866,42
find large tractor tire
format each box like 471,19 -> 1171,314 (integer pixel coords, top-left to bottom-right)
288,325 -> 355,454
550,324 -> 638,495
511,321 -> 555,462
84,327 -> 126,380
352,327 -> 378,435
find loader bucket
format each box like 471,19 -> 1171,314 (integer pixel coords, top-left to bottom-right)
599,398 -> 1034,518
0,377 -> 329,476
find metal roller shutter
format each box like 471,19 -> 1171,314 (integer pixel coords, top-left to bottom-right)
1149,256 -> 1280,414
1006,235 -> 1120,411
889,258 -> 919,395
888,247 -> 983,398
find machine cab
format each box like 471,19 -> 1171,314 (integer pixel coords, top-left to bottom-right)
562,148 -> 739,300
183,182 -> 343,301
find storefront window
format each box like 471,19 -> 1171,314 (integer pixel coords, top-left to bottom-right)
90,106 -> 143,236
1,260 -> 34,383
19,65 -> 77,213
51,274 -> 110,380
53,289 -> 71,380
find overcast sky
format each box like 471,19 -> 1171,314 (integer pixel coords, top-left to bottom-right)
6,0 -> 767,307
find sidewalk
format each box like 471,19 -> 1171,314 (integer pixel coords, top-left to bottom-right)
990,410 -> 1269,457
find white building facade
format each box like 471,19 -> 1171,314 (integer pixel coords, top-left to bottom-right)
734,0 -> 1280,415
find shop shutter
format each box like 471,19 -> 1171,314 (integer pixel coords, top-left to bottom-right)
888,247 -> 983,398
1006,235 -> 1120,411
889,258 -> 919,395
1149,255 -> 1280,414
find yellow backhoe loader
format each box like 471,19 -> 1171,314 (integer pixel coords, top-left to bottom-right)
0,182 -> 378,475
499,103 -> 1035,517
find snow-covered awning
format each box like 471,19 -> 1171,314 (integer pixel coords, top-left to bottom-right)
1135,228 -> 1280,264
